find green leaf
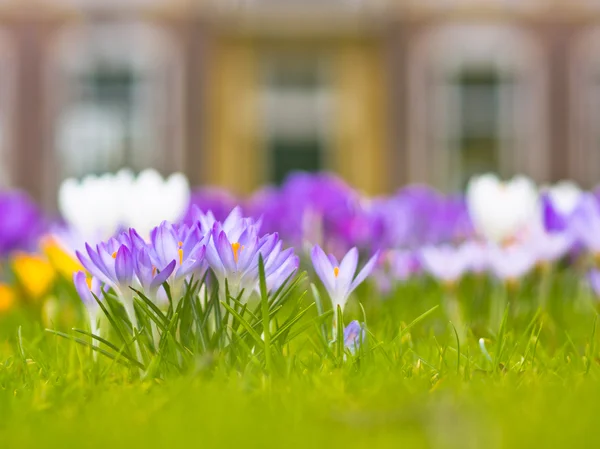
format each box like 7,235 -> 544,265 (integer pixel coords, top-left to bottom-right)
221,301 -> 264,348
45,329 -> 145,370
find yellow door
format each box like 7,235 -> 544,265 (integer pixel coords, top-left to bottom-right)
334,41 -> 388,195
205,38 -> 388,195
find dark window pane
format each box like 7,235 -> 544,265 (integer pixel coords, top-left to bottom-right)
271,140 -> 322,185
262,53 -> 330,185
450,70 -> 510,188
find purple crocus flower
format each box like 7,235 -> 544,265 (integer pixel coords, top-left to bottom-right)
148,222 -> 208,283
343,320 -> 366,354
192,206 -> 262,240
76,233 -> 139,325
183,187 -> 239,225
459,240 -> 490,274
133,246 -> 176,299
570,194 -> 600,254
248,172 -> 368,255
420,244 -> 471,284
73,271 -> 103,335
372,249 -> 421,294
76,236 -> 134,293
205,219 -> 298,301
542,193 -> 568,233
311,245 -> 379,314
0,190 -> 46,257
488,244 -> 537,282
262,240 -> 300,293
528,230 -> 573,264
542,182 -> 582,233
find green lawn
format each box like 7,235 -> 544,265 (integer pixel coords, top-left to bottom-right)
1,272 -> 599,448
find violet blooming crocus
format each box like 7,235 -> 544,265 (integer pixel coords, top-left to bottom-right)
311,245 -> 378,316
133,246 -> 176,301
570,194 -> 600,254
343,320 -> 366,354
205,220 -> 298,302
527,230 -> 573,265
0,190 -> 47,258
420,244 -> 471,285
488,244 -> 537,283
76,235 -> 137,326
147,222 -> 208,297
73,271 -> 103,336
372,249 -> 420,294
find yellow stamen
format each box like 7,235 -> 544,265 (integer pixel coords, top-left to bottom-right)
334,267 -> 340,278
178,248 -> 184,265
112,251 -> 117,259
231,242 -> 241,263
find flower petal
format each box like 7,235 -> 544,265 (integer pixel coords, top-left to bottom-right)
115,245 -> 133,286
150,260 -> 177,291
73,271 -> 94,308
349,251 -> 379,293
217,230 -> 236,272
336,247 -> 358,297
311,245 -> 335,293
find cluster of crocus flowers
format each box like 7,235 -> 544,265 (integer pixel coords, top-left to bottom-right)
184,172 -> 596,293
73,207 -> 300,334
8,170 -> 600,327
396,174 -> 585,290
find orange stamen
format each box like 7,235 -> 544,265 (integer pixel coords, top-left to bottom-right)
112,251 -> 117,259
152,266 -> 157,277
231,242 -> 241,263
334,267 -> 340,278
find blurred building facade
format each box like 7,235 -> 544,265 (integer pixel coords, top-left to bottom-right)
0,0 -> 599,207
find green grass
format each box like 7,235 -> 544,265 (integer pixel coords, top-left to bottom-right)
1,270 -> 600,448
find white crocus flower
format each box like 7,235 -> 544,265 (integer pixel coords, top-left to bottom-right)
466,173 -> 541,244
123,169 -> 191,238
58,168 -> 190,245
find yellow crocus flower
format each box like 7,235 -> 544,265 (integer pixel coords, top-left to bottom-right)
12,252 -> 55,300
40,236 -> 82,279
0,283 -> 15,313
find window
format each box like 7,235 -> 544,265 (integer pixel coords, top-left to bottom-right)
448,70 -> 514,189
408,25 -> 546,190
57,68 -> 141,177
261,55 -> 332,184
51,23 -> 183,184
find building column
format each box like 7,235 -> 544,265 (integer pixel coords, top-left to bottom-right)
384,20 -> 409,192
185,18 -> 211,188
543,22 -> 572,183
12,19 -> 48,204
